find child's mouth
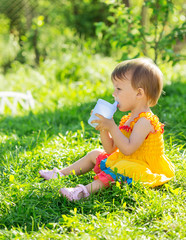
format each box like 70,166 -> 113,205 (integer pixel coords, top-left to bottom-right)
114,98 -> 119,107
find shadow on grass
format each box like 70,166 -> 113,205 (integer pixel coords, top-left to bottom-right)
0,102 -> 93,158
0,92 -> 120,154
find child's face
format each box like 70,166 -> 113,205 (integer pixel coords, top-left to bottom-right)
112,72 -> 138,112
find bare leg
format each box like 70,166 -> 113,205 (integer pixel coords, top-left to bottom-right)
74,180 -> 106,199
39,149 -> 104,180
60,149 -> 103,176
86,179 -> 106,194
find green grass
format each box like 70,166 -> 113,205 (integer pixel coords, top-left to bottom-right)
0,59 -> 185,239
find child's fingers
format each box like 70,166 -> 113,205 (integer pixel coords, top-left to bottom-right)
95,113 -> 104,119
91,119 -> 100,124
95,126 -> 99,131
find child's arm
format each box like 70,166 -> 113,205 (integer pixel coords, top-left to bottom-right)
100,130 -> 117,154
93,114 -> 153,155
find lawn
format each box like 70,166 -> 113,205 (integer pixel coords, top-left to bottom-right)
0,59 -> 185,239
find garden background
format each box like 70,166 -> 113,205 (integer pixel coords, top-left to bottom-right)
0,0 -> 185,239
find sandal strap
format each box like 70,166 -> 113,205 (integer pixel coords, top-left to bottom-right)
77,184 -> 90,198
53,168 -> 64,177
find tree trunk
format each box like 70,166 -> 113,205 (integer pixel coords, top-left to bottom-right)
122,0 -> 130,7
23,0 -> 33,30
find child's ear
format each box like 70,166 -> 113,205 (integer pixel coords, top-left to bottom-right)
136,88 -> 145,98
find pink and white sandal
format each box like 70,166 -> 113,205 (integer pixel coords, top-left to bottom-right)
39,167 -> 64,180
59,184 -> 90,201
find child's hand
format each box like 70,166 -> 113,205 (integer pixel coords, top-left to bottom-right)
91,113 -> 116,131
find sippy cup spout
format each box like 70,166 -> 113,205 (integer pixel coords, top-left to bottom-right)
113,100 -> 119,109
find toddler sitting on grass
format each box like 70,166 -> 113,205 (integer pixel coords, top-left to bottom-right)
39,58 -> 175,201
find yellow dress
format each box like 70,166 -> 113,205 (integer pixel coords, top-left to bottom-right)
94,112 -> 175,188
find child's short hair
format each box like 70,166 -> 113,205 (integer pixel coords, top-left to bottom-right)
111,58 -> 163,107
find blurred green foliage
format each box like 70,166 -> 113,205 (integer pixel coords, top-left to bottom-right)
0,14 -> 20,70
0,0 -> 185,72
96,0 -> 186,64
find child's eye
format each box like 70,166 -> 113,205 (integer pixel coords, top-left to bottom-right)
117,88 -> 121,90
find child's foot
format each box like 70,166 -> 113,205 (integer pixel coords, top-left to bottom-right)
39,167 -> 64,180
59,184 -> 90,201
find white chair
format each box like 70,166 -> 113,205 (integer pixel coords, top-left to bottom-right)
0,91 -> 35,115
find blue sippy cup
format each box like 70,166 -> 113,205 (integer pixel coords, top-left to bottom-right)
88,99 -> 118,128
